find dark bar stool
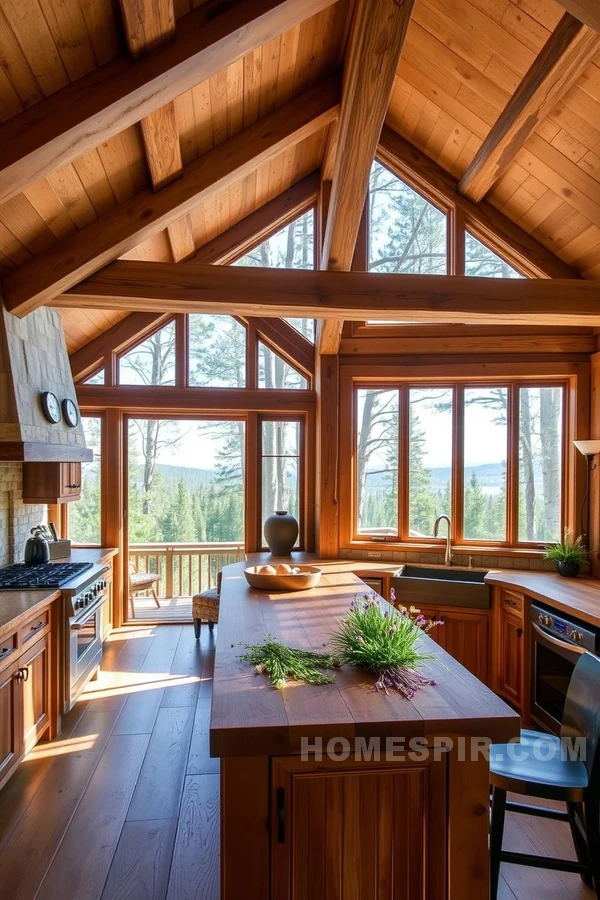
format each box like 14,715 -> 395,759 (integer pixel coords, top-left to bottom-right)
490,650 -> 600,899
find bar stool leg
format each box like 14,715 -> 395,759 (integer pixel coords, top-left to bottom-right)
567,802 -> 592,885
584,794 -> 600,895
208,622 -> 215,632
490,787 -> 507,900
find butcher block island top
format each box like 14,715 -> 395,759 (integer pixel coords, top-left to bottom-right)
213,561 -> 520,900
211,561 -> 518,758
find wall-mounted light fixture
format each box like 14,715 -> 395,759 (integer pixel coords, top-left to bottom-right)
573,440 -> 600,548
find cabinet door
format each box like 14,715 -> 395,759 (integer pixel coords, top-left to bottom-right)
60,462 -> 82,500
271,758 -> 446,900
497,611 -> 523,707
437,609 -> 489,683
20,635 -> 50,755
0,658 -> 23,787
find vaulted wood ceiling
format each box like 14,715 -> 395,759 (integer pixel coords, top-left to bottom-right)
0,0 -> 598,355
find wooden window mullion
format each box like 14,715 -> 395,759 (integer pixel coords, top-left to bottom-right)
399,386 -> 409,541
506,384 -> 519,545
453,385 -> 464,543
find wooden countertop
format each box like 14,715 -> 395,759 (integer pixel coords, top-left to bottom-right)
486,570 -> 600,628
210,561 -> 519,758
0,588 -> 60,639
57,547 -> 118,566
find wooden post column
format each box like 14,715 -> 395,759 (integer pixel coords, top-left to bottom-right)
589,352 -> 600,576
315,353 -> 339,557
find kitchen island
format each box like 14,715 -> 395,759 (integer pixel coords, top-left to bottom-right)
211,561 -> 519,900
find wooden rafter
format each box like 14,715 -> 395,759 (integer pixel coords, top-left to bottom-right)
3,76 -> 340,316
318,0 -> 415,355
459,13 -> 600,202
0,0 -> 338,206
56,261 -> 600,325
555,1 -> 600,31
378,127 -> 578,280
243,317 -> 314,377
119,0 -> 195,263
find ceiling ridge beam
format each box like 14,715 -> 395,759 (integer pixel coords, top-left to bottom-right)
378,126 -> 579,280
458,12 -> 600,202
555,1 -> 600,31
3,75 -> 340,316
55,261 -> 600,325
317,0 -> 416,355
0,0 -> 339,206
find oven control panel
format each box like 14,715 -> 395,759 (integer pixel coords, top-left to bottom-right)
66,577 -> 108,617
532,603 -> 598,653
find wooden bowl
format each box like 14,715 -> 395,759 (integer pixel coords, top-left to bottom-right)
244,565 -> 322,592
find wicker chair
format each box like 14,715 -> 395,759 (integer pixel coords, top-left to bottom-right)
192,571 -> 222,638
128,562 -> 161,619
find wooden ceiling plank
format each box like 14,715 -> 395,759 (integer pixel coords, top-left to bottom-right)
318,0 -> 415,355
377,125 -> 579,280
555,1 -> 600,32
3,76 -> 340,316
0,0 -> 339,206
119,0 -> 194,262
459,13 -> 600,201
57,261 -> 600,326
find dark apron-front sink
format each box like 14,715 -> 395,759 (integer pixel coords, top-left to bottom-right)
392,565 -> 491,609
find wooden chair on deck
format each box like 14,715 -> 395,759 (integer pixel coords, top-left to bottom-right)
192,571 -> 222,638
128,562 -> 161,619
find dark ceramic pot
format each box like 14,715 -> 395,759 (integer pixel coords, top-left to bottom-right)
264,510 -> 299,556
556,559 -> 580,578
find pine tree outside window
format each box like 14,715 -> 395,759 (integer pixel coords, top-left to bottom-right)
69,416 -> 102,545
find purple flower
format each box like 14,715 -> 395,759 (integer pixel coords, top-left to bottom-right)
390,587 -> 396,603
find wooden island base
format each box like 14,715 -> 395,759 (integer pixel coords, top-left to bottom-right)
211,563 -> 519,900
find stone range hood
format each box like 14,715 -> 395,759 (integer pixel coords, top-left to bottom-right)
0,305 -> 92,462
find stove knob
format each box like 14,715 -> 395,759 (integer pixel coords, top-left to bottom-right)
85,592 -> 93,605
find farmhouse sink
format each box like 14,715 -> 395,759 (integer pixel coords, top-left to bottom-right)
391,565 -> 491,609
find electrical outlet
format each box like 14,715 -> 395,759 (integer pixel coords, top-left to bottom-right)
367,550 -> 382,559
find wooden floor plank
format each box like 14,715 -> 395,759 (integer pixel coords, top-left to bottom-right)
187,700 -> 219,776
166,774 -> 220,900
127,706 -> 195,822
35,733 -> 151,900
100,818 -> 178,900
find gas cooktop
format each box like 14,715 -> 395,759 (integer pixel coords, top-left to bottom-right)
0,562 -> 94,589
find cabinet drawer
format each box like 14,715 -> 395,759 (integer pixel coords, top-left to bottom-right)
0,632 -> 18,674
19,610 -> 50,647
499,589 -> 524,617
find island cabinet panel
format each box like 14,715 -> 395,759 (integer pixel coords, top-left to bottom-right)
20,634 -> 50,755
271,757 -> 446,900
423,608 -> 489,684
491,588 -> 526,711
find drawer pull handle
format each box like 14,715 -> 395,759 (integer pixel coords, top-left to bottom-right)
516,628 -> 523,638
66,483 -> 80,489
29,621 -> 45,635
0,647 -> 12,660
504,597 -> 518,608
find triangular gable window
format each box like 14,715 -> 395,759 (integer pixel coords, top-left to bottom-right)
369,161 -> 447,275
118,321 -> 176,386
259,342 -> 307,390
465,232 -> 525,278
83,370 -> 104,385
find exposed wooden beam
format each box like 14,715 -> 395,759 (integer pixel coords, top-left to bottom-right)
244,317 -> 314,376
57,261 -> 600,325
70,312 -> 170,381
459,13 -> 600,202
0,0 -> 338,206
555,1 -> 600,31
119,0 -> 196,263
378,126 -> 579,280
76,385 -> 315,413
189,173 -> 319,266
4,76 -> 340,316
318,0 -> 415,354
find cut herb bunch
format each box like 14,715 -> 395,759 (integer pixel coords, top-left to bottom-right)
329,591 -> 439,699
239,636 -> 338,689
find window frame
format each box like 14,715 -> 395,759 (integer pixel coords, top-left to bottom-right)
342,376 -> 571,551
66,411 -> 105,547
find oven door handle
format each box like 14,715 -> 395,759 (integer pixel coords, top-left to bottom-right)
532,622 -> 587,655
71,595 -> 106,629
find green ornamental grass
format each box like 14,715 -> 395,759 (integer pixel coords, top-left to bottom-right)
239,636 -> 338,689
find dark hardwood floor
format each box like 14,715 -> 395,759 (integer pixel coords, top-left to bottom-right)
0,623 -> 594,900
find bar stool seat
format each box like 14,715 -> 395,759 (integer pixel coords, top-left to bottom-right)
490,740 -> 588,801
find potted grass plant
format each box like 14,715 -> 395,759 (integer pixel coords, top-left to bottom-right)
543,530 -> 588,578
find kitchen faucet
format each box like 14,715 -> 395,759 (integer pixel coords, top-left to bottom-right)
433,515 -> 453,567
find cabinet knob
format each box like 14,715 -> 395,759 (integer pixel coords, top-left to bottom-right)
14,667 -> 28,682
516,628 -> 523,638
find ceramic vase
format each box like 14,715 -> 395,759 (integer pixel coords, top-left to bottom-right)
264,510 -> 298,556
556,560 -> 580,578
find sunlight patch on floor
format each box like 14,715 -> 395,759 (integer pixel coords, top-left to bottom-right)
27,735 -> 99,759
82,671 -> 201,699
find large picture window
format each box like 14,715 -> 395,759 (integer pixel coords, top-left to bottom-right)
351,381 -> 565,547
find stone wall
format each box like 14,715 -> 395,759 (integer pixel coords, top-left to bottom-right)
0,463 -> 44,566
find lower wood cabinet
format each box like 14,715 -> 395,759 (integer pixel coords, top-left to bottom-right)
0,612 -> 54,791
425,607 -> 489,683
491,589 -> 526,710
270,756 -> 446,900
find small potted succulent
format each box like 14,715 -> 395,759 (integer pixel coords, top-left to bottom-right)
544,530 -> 588,578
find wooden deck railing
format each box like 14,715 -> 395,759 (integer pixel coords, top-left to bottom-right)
129,542 -> 245,599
